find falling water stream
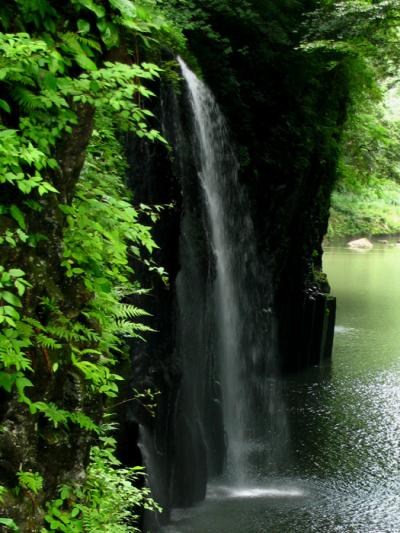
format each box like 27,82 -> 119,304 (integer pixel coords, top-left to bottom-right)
178,57 -> 247,479
177,57 -> 288,486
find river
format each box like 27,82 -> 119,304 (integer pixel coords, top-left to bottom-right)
163,244 -> 400,532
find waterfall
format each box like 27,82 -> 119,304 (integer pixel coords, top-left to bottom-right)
178,58 -> 288,485
135,61 -> 289,526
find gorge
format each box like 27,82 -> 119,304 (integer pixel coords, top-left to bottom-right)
0,1 -> 398,532
126,47 -> 338,529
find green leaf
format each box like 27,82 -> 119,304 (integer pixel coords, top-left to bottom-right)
17,471 -> 43,494
17,228 -> 33,242
78,0 -> 105,18
0,99 -> 11,113
17,181 -> 33,194
0,372 -> 18,393
10,205 -> 26,230
42,72 -> 58,92
1,291 -> 22,307
74,54 -> 97,71
0,518 -> 19,532
32,402 -> 69,428
60,486 -> 71,499
15,376 -> 33,398
71,507 -> 80,518
77,19 -> 91,34
3,306 -> 20,320
69,412 -> 99,432
15,281 -> 26,296
97,19 -> 120,48
9,269 -> 25,277
4,316 -> 16,327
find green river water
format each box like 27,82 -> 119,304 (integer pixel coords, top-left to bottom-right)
164,245 -> 400,532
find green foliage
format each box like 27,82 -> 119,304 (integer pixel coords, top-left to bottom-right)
160,0 -> 301,52
303,0 -> 400,64
328,178 -> 400,239
42,436 -> 161,533
0,484 -> 7,503
60,113 -> 159,376
0,2 -> 165,396
16,471 -> 43,495
302,1 -> 400,240
0,518 -> 19,532
131,387 -> 161,417
338,90 -> 400,185
0,0 -> 180,528
327,71 -> 400,239
0,268 -> 37,404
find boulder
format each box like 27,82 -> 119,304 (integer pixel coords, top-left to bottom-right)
347,238 -> 373,249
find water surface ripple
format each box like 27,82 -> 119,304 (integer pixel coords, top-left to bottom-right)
163,245 -> 400,532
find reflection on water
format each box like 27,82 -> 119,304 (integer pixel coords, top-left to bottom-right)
162,245 -> 400,532
334,325 -> 356,334
225,487 -> 305,499
206,484 -> 306,499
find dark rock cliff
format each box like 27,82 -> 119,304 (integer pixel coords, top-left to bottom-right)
119,0 -> 351,525
183,0 -> 346,371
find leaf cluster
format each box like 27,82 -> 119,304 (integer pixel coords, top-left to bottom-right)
302,0 -> 400,78
0,0 -> 178,528
42,435 -> 161,532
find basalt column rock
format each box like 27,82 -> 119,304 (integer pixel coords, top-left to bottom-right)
122,84 -> 226,522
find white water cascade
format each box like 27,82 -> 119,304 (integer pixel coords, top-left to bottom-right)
178,57 -> 288,485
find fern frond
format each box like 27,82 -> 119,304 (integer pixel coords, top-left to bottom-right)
45,325 -> 81,342
23,317 -> 43,329
35,334 -> 62,350
74,34 -> 102,53
112,304 -> 151,319
45,320 -> 100,344
59,32 -> 97,70
69,412 -> 99,432
12,87 -> 47,110
116,320 -> 155,338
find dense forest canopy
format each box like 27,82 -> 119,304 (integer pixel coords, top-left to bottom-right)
304,1 -> 400,239
0,0 -> 399,531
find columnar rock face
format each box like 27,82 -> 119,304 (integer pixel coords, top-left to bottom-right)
124,85 -> 225,525
120,0 -> 348,524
